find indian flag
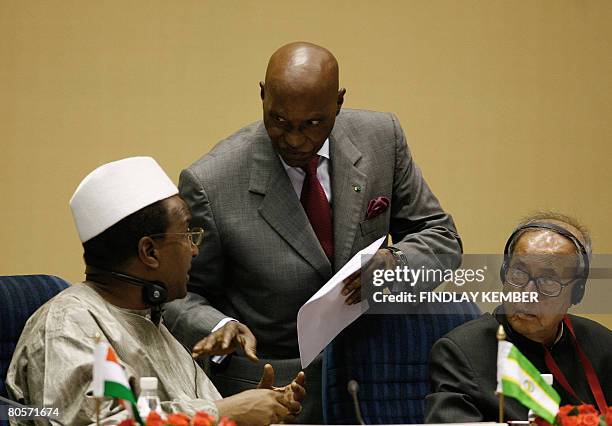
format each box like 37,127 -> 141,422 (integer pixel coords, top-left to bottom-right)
93,341 -> 143,425
497,340 -> 561,424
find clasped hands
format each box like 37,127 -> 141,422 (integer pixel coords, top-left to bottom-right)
193,321 -> 305,424
195,248 -> 395,423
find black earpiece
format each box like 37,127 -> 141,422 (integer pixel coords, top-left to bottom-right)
499,223 -> 589,304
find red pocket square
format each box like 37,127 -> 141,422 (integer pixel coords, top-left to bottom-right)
366,196 -> 390,220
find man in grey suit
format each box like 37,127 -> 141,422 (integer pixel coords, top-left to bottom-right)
164,42 -> 462,423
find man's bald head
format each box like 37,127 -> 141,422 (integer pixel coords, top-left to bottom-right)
260,42 -> 346,167
264,42 -> 339,95
512,212 -> 592,258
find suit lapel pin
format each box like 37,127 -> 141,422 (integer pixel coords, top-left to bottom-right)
353,185 -> 362,193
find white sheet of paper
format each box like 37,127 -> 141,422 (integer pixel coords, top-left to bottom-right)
297,235 -> 386,368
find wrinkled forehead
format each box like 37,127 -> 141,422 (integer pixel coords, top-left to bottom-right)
511,230 -> 581,273
266,74 -> 338,102
513,229 -> 579,256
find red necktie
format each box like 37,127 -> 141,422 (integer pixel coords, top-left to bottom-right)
300,156 -> 334,261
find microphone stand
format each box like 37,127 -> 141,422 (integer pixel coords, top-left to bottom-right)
347,379 -> 366,425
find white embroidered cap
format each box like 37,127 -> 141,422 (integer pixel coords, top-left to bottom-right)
69,157 -> 178,243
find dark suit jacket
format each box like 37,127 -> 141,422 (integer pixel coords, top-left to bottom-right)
425,309 -> 612,423
164,108 -> 462,423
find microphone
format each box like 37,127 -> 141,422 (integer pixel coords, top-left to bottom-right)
0,395 -> 67,426
347,379 -> 366,425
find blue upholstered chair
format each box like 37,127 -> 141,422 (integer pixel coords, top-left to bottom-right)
322,301 -> 481,424
0,275 -> 70,400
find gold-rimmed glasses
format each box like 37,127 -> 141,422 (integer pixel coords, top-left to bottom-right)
149,227 -> 204,247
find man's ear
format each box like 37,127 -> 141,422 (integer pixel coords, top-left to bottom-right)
259,81 -> 265,101
336,88 -> 346,115
138,237 -> 160,268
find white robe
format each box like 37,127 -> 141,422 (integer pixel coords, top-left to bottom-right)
7,282 -> 221,425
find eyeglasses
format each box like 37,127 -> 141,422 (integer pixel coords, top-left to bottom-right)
505,266 -> 576,297
149,227 -> 204,247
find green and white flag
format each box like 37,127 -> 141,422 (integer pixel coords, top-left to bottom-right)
93,341 -> 143,425
497,339 -> 561,423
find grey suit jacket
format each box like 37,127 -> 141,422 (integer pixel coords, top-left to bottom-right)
164,109 -> 462,421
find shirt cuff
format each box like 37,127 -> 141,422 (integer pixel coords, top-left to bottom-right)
210,317 -> 237,364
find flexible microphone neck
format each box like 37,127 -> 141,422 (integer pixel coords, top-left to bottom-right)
347,379 -> 366,425
85,265 -> 163,289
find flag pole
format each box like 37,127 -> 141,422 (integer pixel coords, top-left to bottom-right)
95,398 -> 101,426
94,333 -> 102,426
496,325 -> 507,424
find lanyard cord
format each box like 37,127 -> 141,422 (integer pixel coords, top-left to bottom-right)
543,315 -> 607,414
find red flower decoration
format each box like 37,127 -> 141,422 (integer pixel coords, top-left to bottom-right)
218,416 -> 238,426
579,413 -> 600,426
538,404 -> 611,426
145,412 -> 165,426
559,406 -> 576,416
578,405 -> 598,415
130,409 -> 237,425
192,411 -> 215,426
560,415 -> 579,426
166,412 -> 191,426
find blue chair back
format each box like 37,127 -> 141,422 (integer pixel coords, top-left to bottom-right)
0,275 -> 70,401
323,301 -> 481,424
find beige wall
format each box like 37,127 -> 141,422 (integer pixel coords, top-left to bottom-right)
1,1 -> 610,326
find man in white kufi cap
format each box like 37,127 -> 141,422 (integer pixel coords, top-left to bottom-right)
6,157 -> 305,426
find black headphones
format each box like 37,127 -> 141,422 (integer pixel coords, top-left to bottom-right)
499,222 -> 590,305
85,265 -> 168,305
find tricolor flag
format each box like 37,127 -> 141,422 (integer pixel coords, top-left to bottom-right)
93,341 -> 143,425
497,340 -> 561,423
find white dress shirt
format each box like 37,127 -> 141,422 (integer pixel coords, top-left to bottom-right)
279,138 -> 332,202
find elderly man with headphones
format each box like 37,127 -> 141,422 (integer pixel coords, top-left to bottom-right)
425,212 -> 611,423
